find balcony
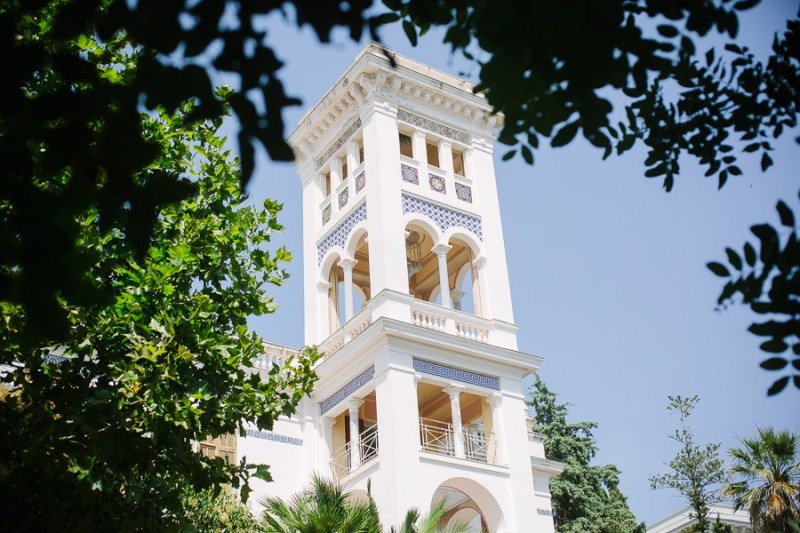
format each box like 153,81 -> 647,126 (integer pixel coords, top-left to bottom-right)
318,289 -> 515,359
419,418 -> 498,465
330,424 -> 379,480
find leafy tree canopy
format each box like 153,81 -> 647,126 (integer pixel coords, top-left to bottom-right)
649,395 -> 728,533
0,36 -> 318,528
529,376 -> 644,533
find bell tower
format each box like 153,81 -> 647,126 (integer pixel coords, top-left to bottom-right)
285,44 -> 562,532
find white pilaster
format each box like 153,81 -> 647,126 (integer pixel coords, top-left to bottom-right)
444,384 -> 465,458
340,258 -> 357,322
432,244 -> 452,309
347,398 -> 363,470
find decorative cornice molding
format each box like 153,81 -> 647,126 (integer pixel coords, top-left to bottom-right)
319,366 -> 375,415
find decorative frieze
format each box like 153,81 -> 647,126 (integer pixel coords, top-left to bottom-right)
317,201 -> 367,264
315,119 -> 362,170
402,193 -> 482,240
413,359 -> 499,390
245,429 -> 303,446
320,366 -> 376,415
398,109 -> 470,144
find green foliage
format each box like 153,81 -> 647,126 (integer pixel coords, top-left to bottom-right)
0,94 -> 319,529
723,427 -> 800,532
709,192 -> 800,395
1,0 -> 386,338
529,376 -> 644,533
181,486 -> 260,532
391,501 -> 473,533
649,396 -> 727,533
261,475 -> 383,533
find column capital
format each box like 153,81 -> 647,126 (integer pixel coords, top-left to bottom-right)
339,258 -> 358,271
346,398 -> 364,410
319,416 -> 336,430
450,289 -> 466,302
487,393 -> 503,409
432,244 -> 452,257
443,384 -> 465,398
317,280 -> 332,292
472,255 -> 487,269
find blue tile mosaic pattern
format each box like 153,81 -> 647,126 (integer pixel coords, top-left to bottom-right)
455,182 -> 473,203
401,164 -> 419,184
397,109 -> 470,144
317,201 -> 367,264
319,366 -> 376,415
412,359 -> 499,390
401,194 -> 482,241
245,429 -> 303,446
315,118 -> 362,170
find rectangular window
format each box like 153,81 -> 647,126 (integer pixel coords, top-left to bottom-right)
399,133 -> 413,158
452,148 -> 465,176
341,156 -> 348,180
358,142 -> 364,164
426,141 -> 440,168
325,172 -> 332,196
199,433 -> 237,464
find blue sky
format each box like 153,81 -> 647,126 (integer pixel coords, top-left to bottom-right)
241,3 -> 799,524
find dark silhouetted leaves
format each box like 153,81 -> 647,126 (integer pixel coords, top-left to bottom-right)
707,262 -> 731,277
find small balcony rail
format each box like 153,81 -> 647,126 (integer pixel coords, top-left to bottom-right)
419,418 -> 497,464
330,424 -> 379,479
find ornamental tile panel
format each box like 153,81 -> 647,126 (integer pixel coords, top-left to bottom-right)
402,194 -> 482,240
355,171 -> 366,192
319,366 -> 375,415
315,118 -> 362,170
455,182 -> 473,203
245,429 -> 303,446
429,174 -> 446,194
338,187 -> 349,208
322,204 -> 331,224
401,164 -> 419,184
317,201 -> 367,264
397,109 -> 470,144
412,359 -> 499,390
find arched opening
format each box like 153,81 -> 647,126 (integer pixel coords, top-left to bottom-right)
405,223 -> 439,301
446,237 -> 480,315
324,232 -> 372,334
431,480 -> 504,532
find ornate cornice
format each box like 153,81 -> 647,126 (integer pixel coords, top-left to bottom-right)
289,45 -> 504,169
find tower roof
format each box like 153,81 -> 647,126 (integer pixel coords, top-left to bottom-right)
288,43 -> 504,166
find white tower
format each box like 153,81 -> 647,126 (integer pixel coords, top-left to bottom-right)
235,44 -> 562,533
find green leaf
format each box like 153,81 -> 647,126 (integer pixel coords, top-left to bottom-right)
725,248 -> 742,271
502,150 -> 516,161
760,339 -> 789,353
657,25 -> 679,38
759,357 -> 788,370
551,121 -> 579,148
744,242 -> 756,266
521,145 -> 534,165
776,200 -> 795,227
706,262 -> 730,277
402,20 -> 417,46
761,152 -> 773,171
767,376 -> 789,396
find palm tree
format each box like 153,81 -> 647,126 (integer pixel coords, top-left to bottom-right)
391,501 -> 474,533
260,475 -> 382,533
723,427 -> 800,532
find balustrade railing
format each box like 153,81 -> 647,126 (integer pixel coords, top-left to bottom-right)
329,424 -> 379,480
419,418 -> 455,456
463,425 -> 496,463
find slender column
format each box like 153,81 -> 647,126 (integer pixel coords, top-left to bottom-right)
450,289 -> 465,311
330,158 -> 343,213
432,244 -> 452,309
444,385 -> 465,458
346,141 -> 360,173
412,130 -> 428,166
339,258 -> 357,322
347,398 -> 363,470
487,394 -> 506,465
319,416 -> 337,476
472,256 -> 490,318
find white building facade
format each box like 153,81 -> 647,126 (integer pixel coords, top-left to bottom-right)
232,44 -> 563,532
